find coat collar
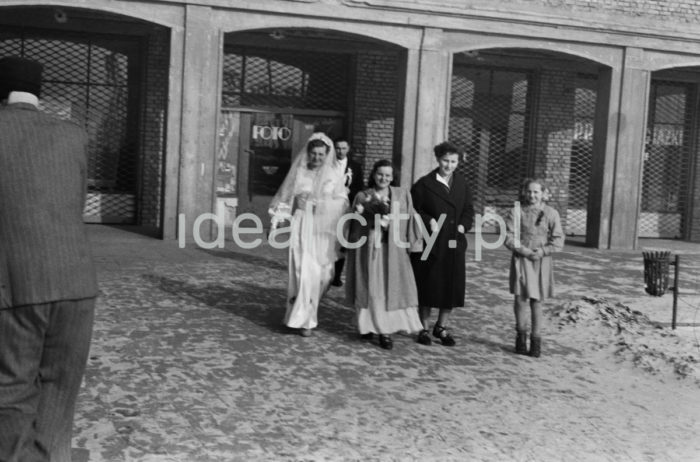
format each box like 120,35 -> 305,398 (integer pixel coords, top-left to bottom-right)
423,168 -> 457,205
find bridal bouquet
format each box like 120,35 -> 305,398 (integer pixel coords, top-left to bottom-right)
356,192 -> 391,229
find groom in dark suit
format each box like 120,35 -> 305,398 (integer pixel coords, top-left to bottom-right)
332,137 -> 364,287
0,57 -> 98,462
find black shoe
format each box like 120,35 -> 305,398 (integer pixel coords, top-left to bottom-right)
416,329 -> 432,346
331,278 -> 343,287
360,332 -> 373,340
379,334 -> 393,350
529,336 -> 541,358
432,324 -> 456,347
515,331 -> 528,355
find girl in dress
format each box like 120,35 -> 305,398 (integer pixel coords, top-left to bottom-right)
345,160 -> 423,350
269,133 -> 348,337
504,178 -> 564,357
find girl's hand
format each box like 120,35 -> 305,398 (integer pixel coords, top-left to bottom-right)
528,248 -> 544,261
519,247 -> 533,258
457,224 -> 465,234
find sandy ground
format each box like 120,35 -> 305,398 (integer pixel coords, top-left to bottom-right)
72,227 -> 700,461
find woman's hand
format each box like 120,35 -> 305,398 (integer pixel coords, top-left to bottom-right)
270,216 -> 290,230
457,224 -> 465,234
429,218 -> 439,233
379,215 -> 390,229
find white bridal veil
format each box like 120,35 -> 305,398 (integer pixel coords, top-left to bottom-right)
268,132 -> 349,264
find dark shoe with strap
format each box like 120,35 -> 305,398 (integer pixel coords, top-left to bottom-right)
416,329 -> 432,346
432,324 -> 456,347
529,336 -> 541,358
360,332 -> 373,340
300,328 -> 312,337
515,331 -> 528,355
378,334 -> 393,350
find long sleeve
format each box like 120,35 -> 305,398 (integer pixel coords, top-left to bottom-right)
405,189 -> 424,253
410,181 -> 433,231
504,208 -> 528,256
543,207 -> 564,256
459,181 -> 475,232
504,208 -> 517,251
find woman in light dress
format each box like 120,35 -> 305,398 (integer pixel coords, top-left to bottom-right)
345,160 -> 423,350
269,133 -> 348,336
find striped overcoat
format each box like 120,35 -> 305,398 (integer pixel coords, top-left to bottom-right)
0,102 -> 97,308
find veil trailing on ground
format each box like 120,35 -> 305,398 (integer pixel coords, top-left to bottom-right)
269,132 -> 349,264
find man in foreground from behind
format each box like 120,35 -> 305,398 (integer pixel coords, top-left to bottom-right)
0,56 -> 98,462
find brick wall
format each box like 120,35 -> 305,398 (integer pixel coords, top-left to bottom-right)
435,0 -> 700,25
547,0 -> 700,24
351,50 -> 400,186
139,27 -> 169,230
532,69 -> 577,232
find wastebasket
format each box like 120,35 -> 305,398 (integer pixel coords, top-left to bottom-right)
642,250 -> 671,296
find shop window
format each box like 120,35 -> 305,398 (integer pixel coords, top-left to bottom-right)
222,46 -> 350,111
450,66 -> 532,190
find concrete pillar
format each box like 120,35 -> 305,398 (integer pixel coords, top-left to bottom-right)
162,25 -> 184,240
586,66 -> 620,248
410,28 -> 451,182
177,5 -> 222,241
399,48 -> 419,187
608,48 -> 650,249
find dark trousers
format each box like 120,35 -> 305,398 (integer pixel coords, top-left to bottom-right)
0,298 -> 95,462
334,258 -> 345,283
334,246 -> 348,283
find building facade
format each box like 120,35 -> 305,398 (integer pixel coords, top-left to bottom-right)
2,0 -> 700,249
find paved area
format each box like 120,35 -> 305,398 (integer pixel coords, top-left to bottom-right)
73,226 -> 700,461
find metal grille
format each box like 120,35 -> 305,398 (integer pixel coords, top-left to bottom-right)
0,31 -> 140,223
640,80 -> 694,238
222,47 -> 350,110
449,66 -> 532,229
567,74 -> 598,235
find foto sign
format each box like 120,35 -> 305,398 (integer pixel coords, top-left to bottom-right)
252,125 -> 292,141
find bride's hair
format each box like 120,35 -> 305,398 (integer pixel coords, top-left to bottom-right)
307,138 -> 328,153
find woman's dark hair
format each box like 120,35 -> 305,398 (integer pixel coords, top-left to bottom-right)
367,159 -> 395,188
433,141 -> 459,159
307,138 -> 329,153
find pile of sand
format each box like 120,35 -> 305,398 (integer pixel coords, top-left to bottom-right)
547,296 -> 700,386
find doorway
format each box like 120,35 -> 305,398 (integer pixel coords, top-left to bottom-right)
217,111 -> 344,222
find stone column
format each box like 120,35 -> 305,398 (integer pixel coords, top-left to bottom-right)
176,5 -> 222,242
608,48 -> 650,249
410,28 -> 451,182
399,47 -> 419,187
586,48 -> 650,249
585,65 -> 620,248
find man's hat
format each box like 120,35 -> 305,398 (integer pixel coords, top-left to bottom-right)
0,56 -> 43,99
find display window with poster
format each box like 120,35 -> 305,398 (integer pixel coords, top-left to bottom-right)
216,110 -> 344,224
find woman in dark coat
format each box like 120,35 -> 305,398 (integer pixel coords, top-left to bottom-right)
410,141 -> 474,346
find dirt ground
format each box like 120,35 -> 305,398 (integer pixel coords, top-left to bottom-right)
72,227 -> 700,461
